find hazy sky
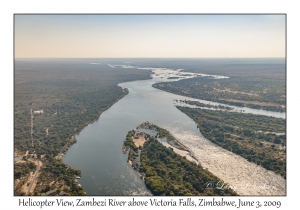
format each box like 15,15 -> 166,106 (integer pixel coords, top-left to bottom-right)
14,14 -> 285,58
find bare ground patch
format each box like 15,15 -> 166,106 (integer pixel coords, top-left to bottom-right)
132,132 -> 147,147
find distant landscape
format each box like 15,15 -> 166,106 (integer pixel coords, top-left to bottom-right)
153,59 -> 285,112
14,58 -> 286,196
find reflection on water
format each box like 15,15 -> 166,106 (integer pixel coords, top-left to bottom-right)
63,64 -> 285,196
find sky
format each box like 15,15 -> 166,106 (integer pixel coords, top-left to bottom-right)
15,14 -> 285,58
14,14 -> 286,58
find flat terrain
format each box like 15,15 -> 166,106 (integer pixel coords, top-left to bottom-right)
153,59 -> 285,112
123,124 -> 238,196
132,132 -> 147,147
176,107 -> 286,178
14,59 -> 151,195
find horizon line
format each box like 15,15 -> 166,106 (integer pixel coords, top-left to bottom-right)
14,57 -> 286,59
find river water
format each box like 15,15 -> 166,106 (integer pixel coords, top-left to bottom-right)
63,64 -> 286,196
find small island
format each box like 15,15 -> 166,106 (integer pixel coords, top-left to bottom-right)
177,100 -> 234,110
122,122 -> 238,196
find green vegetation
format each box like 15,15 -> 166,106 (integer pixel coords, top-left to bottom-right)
123,130 -> 137,151
137,122 -> 188,151
153,62 -> 285,112
124,125 -> 238,196
176,107 -> 286,178
178,100 -> 233,110
14,162 -> 36,179
14,59 -> 151,195
35,159 -> 84,196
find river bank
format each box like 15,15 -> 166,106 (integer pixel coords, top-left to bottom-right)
63,61 -> 285,196
123,122 -> 238,196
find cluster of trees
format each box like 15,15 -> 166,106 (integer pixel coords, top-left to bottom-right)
14,59 -> 151,195
124,124 -> 238,196
181,100 -> 233,110
167,76 -> 180,79
35,159 -> 85,196
138,122 -> 186,150
123,130 -> 137,151
140,137 -> 238,196
176,107 -> 286,178
152,61 -> 286,113
14,162 -> 36,179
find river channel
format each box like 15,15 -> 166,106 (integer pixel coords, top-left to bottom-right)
63,64 -> 285,196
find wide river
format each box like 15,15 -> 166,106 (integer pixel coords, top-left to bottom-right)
63,65 -> 286,196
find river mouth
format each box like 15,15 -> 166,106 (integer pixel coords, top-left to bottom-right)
63,62 -> 285,196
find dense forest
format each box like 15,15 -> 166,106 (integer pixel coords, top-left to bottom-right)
123,125 -> 238,196
14,162 -> 36,180
153,61 -> 286,112
14,58 -> 286,195
14,59 -> 151,195
176,107 -> 286,178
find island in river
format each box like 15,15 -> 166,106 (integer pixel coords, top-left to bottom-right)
123,122 -> 238,196
62,59 -> 285,196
